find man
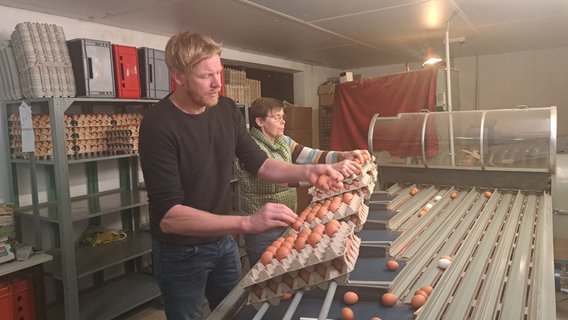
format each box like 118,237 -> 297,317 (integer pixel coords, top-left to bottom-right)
139,32 -> 360,319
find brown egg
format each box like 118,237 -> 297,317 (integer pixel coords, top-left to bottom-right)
409,187 -> 419,195
343,192 -> 354,204
386,260 -> 399,271
420,285 -> 434,296
450,192 -> 459,199
281,292 -> 293,300
291,218 -> 304,231
294,236 -> 308,251
485,191 -> 492,198
260,251 -> 274,265
343,291 -> 359,305
280,241 -> 293,250
317,206 -> 329,219
415,289 -> 429,298
316,174 -> 331,189
307,232 -> 322,247
312,223 -> 326,235
381,292 -> 397,307
411,294 -> 427,309
286,233 -> 298,243
371,318 -> 382,320
265,245 -> 278,254
341,307 -> 354,320
306,213 -> 316,224
275,246 -> 290,261
325,220 -> 340,237
299,227 -> 312,238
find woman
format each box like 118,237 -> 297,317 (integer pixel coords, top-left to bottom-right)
236,97 -> 370,265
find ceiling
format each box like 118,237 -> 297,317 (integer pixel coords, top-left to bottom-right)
1,0 -> 568,70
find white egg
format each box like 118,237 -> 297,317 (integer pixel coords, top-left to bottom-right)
438,258 -> 452,269
425,203 -> 433,209
434,195 -> 442,202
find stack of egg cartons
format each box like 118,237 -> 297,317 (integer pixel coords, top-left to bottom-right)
10,22 -> 76,98
0,40 -> 24,100
106,113 -> 143,155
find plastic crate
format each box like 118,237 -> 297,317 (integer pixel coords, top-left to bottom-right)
138,47 -> 170,99
67,38 -> 115,97
112,44 -> 141,99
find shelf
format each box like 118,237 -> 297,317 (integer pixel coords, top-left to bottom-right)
46,230 -> 152,280
14,189 -> 148,223
10,153 -> 139,165
3,97 -> 159,105
47,272 -> 160,320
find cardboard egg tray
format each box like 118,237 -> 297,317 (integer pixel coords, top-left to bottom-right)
294,193 -> 369,233
241,222 -> 361,307
308,160 -> 378,202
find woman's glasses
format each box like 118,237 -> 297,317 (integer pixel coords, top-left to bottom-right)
265,114 -> 286,121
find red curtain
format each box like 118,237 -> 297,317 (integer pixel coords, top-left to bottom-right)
330,67 -> 440,152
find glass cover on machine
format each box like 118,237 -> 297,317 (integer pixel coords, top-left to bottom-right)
368,107 -> 556,172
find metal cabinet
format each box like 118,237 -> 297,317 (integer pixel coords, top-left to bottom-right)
1,97 -> 160,320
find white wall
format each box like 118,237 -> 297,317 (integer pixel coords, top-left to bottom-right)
354,47 -> 568,133
0,6 -> 340,203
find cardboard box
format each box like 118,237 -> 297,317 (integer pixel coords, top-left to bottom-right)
319,93 -> 334,106
284,128 -> 313,147
318,82 -> 336,106
283,106 -> 312,129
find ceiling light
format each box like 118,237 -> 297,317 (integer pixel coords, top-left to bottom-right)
423,47 -> 442,66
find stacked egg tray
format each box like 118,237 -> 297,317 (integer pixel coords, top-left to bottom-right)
10,22 -> 76,99
8,112 -> 142,159
308,158 -> 378,203
240,222 -> 361,307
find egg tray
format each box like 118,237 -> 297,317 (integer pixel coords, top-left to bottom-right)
241,223 -> 361,306
309,168 -> 377,203
297,192 -> 368,230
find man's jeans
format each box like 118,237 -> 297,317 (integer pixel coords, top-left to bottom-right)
152,236 -> 242,320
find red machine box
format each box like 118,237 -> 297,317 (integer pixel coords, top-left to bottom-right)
0,274 -> 35,320
112,44 -> 141,99
67,38 -> 116,97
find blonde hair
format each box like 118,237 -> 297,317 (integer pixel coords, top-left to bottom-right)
165,32 -> 222,74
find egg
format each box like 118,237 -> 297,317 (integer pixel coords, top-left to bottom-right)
307,232 -> 322,247
343,192 -> 354,204
440,255 -> 453,261
312,223 -> 326,235
438,257 -> 452,269
260,251 -> 274,265
420,285 -> 434,296
415,289 -> 429,298
371,318 -> 382,320
291,219 -> 304,231
275,246 -> 290,261
281,292 -> 292,300
450,192 -> 459,199
485,191 -> 492,198
434,195 -> 442,202
265,245 -> 278,254
279,241 -> 293,250
409,187 -> 419,195
341,307 -> 354,320
325,220 -> 340,237
316,174 -> 331,189
386,259 -> 399,271
294,236 -> 308,251
343,291 -> 359,305
411,294 -> 427,309
299,227 -> 312,238
381,292 -> 397,307
305,213 -> 316,224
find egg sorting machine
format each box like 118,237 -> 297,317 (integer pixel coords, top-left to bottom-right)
208,107 -> 557,319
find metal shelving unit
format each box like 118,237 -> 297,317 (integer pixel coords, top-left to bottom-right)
1,97 -> 160,320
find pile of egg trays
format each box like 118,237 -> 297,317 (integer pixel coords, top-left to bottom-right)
10,22 -> 76,98
241,222 -> 361,307
8,112 -> 142,159
309,158 -> 378,202
0,40 -> 24,100
308,158 -> 377,231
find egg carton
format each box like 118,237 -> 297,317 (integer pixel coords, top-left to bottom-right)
294,196 -> 368,234
309,168 -> 377,202
243,232 -> 361,307
241,222 -> 360,287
